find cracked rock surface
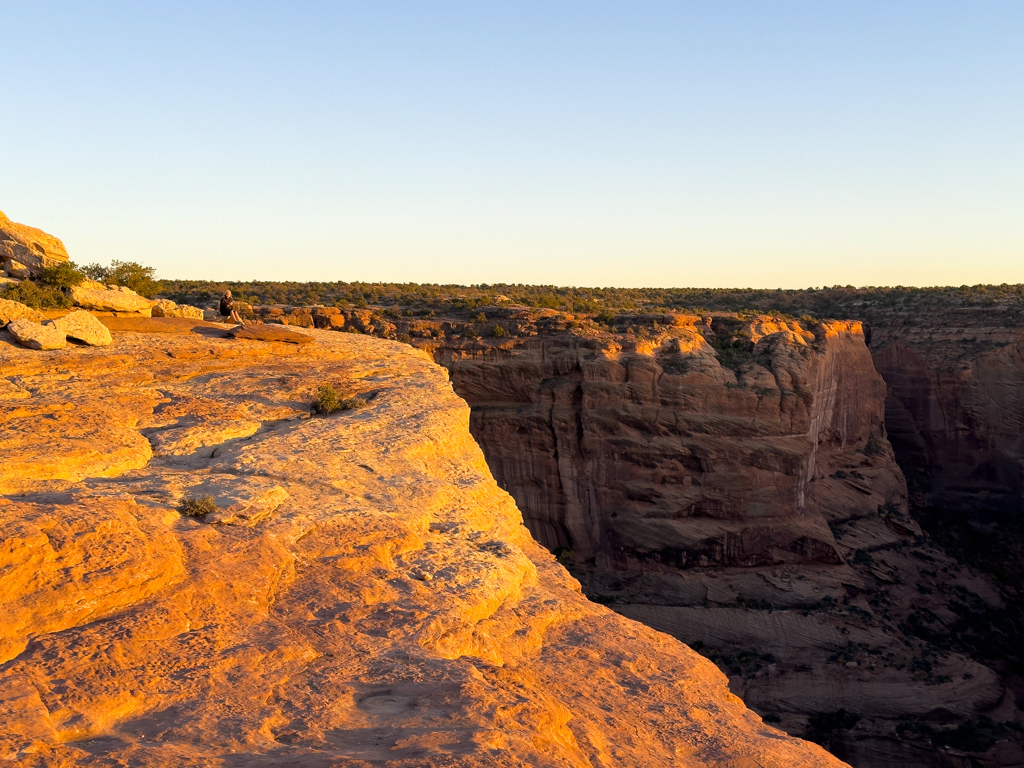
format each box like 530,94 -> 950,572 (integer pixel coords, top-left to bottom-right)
0,324 -> 845,767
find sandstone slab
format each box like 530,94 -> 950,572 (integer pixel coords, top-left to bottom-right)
50,309 -> 113,346
0,298 -> 44,327
229,322 -> 314,344
70,279 -> 155,315
0,328 -> 845,768
5,317 -> 66,350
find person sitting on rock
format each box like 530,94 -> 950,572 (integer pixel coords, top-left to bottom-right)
219,290 -> 245,326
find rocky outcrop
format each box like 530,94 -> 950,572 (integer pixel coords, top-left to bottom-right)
70,279 -> 156,315
0,327 -> 844,767
0,210 -> 69,277
151,298 -> 203,320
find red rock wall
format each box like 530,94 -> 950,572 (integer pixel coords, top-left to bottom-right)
869,308 -> 1024,515
433,317 -> 906,571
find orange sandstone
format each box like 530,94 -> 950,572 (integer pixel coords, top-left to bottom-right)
0,322 -> 846,767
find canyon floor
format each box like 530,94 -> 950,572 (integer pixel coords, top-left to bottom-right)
0,320 -> 846,767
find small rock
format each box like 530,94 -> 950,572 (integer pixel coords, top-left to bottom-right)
6,317 -> 66,350
845,661 -> 859,669
49,310 -> 112,346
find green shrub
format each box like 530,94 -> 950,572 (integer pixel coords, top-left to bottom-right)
491,324 -> 508,338
475,312 -> 487,323
312,384 -> 366,415
179,495 -> 217,518
83,260 -> 159,298
1,280 -> 72,309
38,261 -> 86,289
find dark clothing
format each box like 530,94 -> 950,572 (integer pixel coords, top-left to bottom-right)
219,296 -> 234,317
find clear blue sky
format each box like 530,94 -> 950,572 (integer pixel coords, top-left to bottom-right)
3,1 -> 1022,287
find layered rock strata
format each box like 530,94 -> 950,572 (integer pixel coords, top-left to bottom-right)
402,310 -> 1019,766
868,307 -> 1024,516
0,323 -> 844,767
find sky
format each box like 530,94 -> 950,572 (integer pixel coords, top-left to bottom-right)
2,1 -> 1022,288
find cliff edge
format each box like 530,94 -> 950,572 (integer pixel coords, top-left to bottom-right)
0,323 -> 845,767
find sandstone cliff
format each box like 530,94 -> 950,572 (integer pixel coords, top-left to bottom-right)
868,307 -> 1024,517
0,321 -> 844,767
403,311 -> 1019,766
0,211 -> 69,277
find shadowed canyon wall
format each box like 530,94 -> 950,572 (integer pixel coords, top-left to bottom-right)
412,310 -> 1024,768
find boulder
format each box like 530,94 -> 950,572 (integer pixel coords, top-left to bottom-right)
0,210 -> 70,277
49,310 -> 112,346
151,298 -> 204,320
3,260 -> 30,279
0,299 -> 44,327
69,280 -> 155,315
6,318 -> 66,350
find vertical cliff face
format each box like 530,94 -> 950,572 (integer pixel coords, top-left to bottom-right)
438,316 -> 903,570
430,315 -> 1022,766
869,308 -> 1024,516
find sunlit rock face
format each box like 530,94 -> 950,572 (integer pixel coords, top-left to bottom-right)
0,322 -> 844,768
0,210 -> 69,277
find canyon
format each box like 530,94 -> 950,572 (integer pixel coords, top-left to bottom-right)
373,305 -> 1024,767
0,319 -> 846,767
155,292 -> 1024,766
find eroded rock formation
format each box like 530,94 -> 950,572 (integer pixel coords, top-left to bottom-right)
0,211 -> 69,277
0,321 -> 844,767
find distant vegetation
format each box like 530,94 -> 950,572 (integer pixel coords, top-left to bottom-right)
158,279 -> 1024,320
83,260 -> 160,298
7,262 -> 1024,321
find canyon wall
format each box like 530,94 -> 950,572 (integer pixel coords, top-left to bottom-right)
417,311 -> 1022,766
868,307 -> 1024,517
0,320 -> 845,767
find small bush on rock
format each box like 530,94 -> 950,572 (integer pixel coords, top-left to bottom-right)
179,495 -> 217,518
312,384 -> 366,415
